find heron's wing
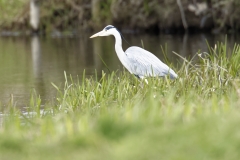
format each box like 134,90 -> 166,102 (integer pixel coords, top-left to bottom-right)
125,46 -> 177,79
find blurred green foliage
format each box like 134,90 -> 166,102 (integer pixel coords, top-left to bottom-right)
1,0 -> 240,32
0,0 -> 27,28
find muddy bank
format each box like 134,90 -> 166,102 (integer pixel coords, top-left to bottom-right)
2,0 -> 240,34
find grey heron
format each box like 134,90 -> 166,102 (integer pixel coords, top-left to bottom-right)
90,25 -> 178,79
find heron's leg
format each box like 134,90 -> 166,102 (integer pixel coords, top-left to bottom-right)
131,74 -> 148,88
134,74 -> 140,79
128,74 -> 139,87
130,74 -> 143,88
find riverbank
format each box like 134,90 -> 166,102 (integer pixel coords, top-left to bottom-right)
1,0 -> 240,34
0,42 -> 240,159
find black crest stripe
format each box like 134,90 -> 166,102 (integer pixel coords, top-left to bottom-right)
105,26 -> 115,30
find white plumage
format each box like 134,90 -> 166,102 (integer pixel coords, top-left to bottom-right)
90,25 -> 178,79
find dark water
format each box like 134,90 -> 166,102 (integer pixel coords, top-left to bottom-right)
0,33 -> 239,106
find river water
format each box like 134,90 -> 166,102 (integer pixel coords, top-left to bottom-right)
0,33 -> 238,107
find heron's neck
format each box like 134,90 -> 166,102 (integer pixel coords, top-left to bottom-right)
113,31 -> 124,55
112,31 -> 129,67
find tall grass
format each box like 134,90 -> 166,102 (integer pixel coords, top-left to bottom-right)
1,42 -> 240,160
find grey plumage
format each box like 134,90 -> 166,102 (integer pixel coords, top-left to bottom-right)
125,46 -> 177,79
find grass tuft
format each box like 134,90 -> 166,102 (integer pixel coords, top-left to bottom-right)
1,42 -> 240,159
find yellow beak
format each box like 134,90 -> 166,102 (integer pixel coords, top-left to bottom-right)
89,30 -> 105,38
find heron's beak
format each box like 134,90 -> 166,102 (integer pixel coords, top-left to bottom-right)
90,30 -> 105,38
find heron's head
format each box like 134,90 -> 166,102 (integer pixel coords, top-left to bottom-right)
90,25 -> 116,38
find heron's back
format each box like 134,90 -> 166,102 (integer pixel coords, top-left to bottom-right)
125,46 -> 177,79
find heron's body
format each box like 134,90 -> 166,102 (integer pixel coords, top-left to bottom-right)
90,25 -> 178,79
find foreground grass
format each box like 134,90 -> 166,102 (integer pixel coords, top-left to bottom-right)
1,42 -> 240,160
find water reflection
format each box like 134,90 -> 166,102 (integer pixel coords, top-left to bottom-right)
0,33 -> 239,107
92,38 -> 104,71
31,35 -> 41,79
